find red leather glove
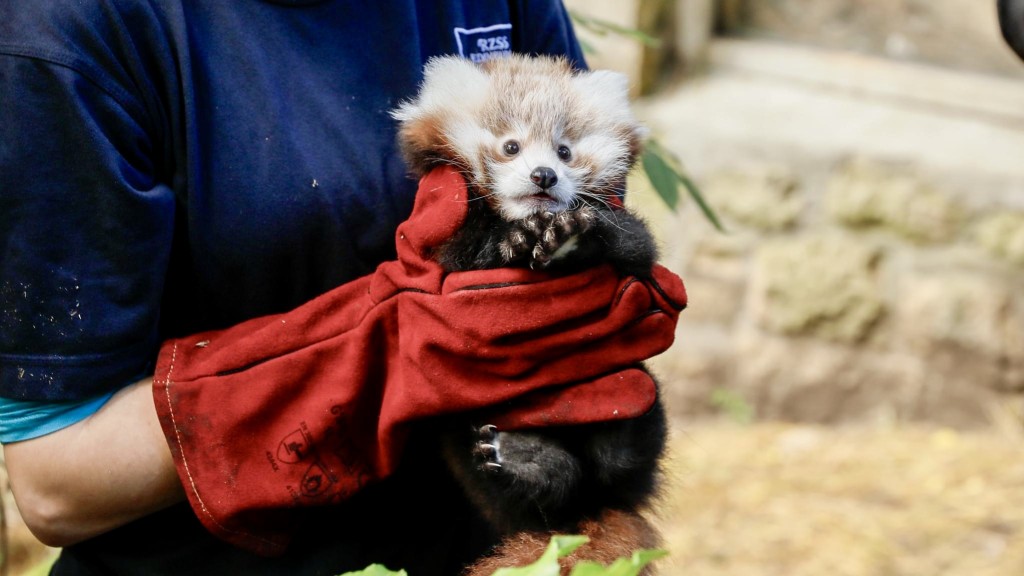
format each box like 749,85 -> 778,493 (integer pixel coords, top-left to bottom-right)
152,166 -> 686,555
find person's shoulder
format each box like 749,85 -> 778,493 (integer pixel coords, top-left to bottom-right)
0,0 -> 181,115
0,0 -> 173,61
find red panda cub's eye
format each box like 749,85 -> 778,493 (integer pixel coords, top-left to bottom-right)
503,141 -> 520,156
557,145 -> 572,162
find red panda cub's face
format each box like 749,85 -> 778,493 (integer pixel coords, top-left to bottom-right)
393,55 -> 647,221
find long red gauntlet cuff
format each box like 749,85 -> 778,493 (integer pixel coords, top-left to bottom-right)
152,166 -> 686,555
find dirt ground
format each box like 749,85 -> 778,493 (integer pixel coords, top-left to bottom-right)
656,419 -> 1024,576
4,418 -> 1023,575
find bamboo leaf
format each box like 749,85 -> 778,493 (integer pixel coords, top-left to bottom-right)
644,139 -> 726,232
576,35 -> 597,55
678,170 -> 725,232
568,10 -> 662,48
338,565 -> 407,576
641,148 -> 680,211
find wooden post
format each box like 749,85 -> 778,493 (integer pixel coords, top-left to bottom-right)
676,0 -> 716,70
716,0 -> 745,32
637,0 -> 717,93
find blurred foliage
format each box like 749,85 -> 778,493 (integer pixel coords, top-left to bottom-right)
710,388 -> 755,425
493,535 -> 665,576
337,535 -> 666,576
18,557 -> 57,576
568,10 -> 662,53
339,565 -> 408,576
644,139 -> 724,231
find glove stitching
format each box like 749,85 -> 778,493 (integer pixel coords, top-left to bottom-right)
162,341 -> 283,550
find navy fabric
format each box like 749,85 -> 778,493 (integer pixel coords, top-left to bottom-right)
0,0 -> 585,403
0,0 -> 585,572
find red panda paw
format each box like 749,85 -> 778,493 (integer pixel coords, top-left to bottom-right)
498,207 -> 598,269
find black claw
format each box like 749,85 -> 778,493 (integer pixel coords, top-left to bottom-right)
542,227 -> 557,248
478,424 -> 498,442
473,425 -> 503,470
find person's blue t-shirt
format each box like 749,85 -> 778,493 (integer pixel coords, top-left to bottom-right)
0,0 -> 585,572
0,0 -> 583,405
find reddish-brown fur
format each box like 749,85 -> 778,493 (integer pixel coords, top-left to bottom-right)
463,509 -> 661,576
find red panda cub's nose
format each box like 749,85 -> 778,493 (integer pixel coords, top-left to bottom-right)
530,167 -> 558,190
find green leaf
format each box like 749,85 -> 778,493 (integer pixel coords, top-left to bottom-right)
549,535 -> 591,557
678,170 -> 725,232
569,549 -> 669,576
335,536 -> 667,576
568,10 -> 662,48
492,535 -> 590,576
19,556 -> 60,576
643,139 -> 726,232
709,388 -> 755,425
641,148 -> 680,211
576,35 -> 597,55
338,565 -> 408,576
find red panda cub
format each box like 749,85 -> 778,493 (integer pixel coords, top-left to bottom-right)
392,55 -> 666,575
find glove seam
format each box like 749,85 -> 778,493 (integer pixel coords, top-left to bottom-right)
623,309 -> 666,332
648,278 -> 687,312
367,285 -> 427,306
450,282 -> 520,291
161,341 -> 283,551
615,277 -> 640,306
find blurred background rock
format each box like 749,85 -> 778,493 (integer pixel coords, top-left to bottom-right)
568,1 -> 1024,574
4,1 -> 1024,574
573,0 -> 1024,428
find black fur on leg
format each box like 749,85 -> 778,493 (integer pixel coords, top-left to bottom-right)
440,385 -> 666,536
443,424 -> 586,533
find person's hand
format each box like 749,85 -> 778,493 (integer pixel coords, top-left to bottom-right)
153,166 -> 686,555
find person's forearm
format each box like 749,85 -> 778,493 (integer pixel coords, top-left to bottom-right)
2,378 -> 184,547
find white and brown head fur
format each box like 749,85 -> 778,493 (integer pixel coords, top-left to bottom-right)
392,55 -> 647,221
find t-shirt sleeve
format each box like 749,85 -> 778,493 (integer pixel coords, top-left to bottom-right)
0,392 -> 116,444
510,0 -> 588,68
0,44 -> 175,402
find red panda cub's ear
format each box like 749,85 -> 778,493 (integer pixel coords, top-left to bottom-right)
392,56 -> 492,176
570,70 -> 648,166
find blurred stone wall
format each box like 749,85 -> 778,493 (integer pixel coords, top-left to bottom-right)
565,0 -> 1024,428
735,0 -> 1024,79
646,155 -> 1024,429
